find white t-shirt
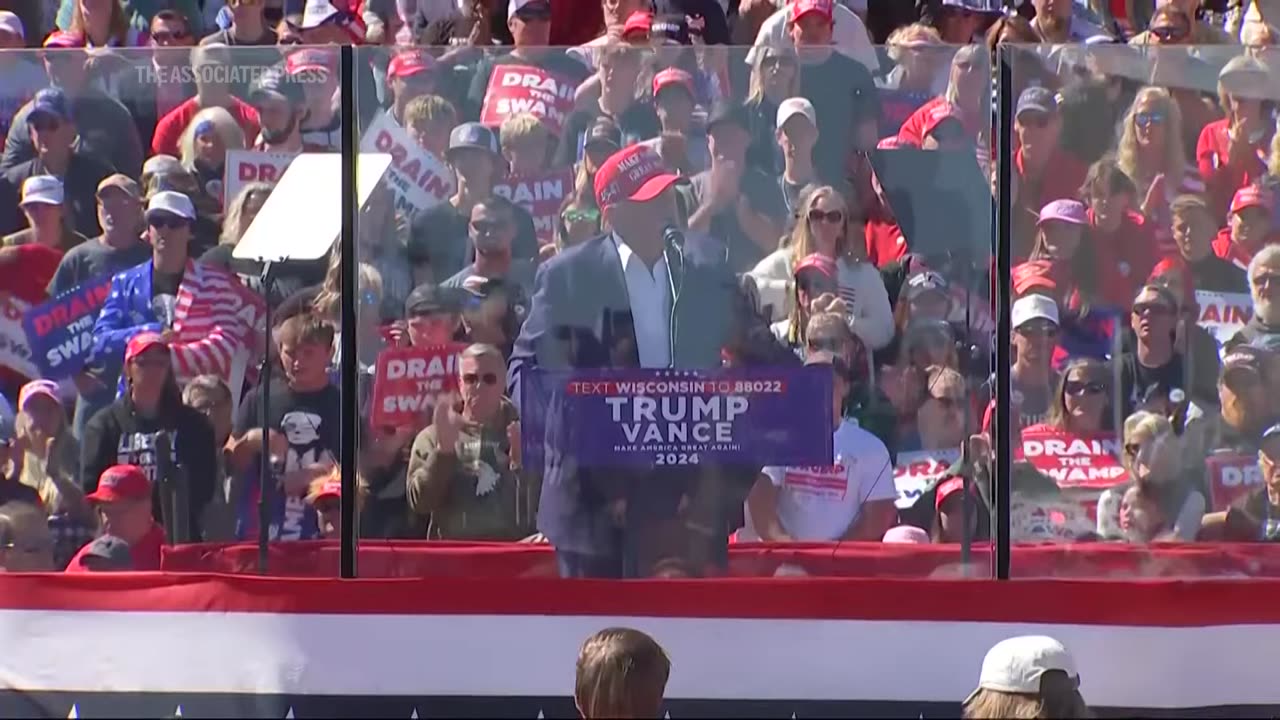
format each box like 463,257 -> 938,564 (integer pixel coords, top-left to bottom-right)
757,419 -> 895,541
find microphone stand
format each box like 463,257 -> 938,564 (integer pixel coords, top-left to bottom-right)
154,430 -> 189,545
256,260 -> 278,574
663,225 -> 685,370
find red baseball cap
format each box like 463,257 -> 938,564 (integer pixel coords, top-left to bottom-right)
593,144 -> 681,208
125,332 -> 170,363
622,11 -> 652,37
286,48 -> 336,76
314,479 -> 341,503
792,0 -> 835,24
793,252 -> 837,280
935,476 -> 967,511
1231,185 -> 1275,214
86,465 -> 152,504
652,67 -> 695,98
387,49 -> 433,79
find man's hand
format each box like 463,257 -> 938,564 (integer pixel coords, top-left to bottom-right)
433,395 -> 463,450
506,421 -> 521,471
705,159 -> 744,213
1141,173 -> 1167,217
1229,115 -> 1258,161
72,372 -> 103,396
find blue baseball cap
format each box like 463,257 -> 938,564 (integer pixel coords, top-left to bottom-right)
1016,86 -> 1057,118
28,87 -> 71,124
447,122 -> 499,159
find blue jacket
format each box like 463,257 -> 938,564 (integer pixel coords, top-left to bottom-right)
90,259 -> 164,372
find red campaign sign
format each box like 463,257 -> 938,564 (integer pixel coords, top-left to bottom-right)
494,167 -> 573,245
370,344 -> 467,428
479,64 -> 576,137
1016,426 -> 1128,490
1206,453 -> 1260,512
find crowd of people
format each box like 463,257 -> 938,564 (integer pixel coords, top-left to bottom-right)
1,0 -> 1280,578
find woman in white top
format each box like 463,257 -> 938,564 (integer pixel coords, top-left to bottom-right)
749,184 -> 894,349
1096,411 -> 1205,541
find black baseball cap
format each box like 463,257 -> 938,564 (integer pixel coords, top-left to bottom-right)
404,283 -> 464,317
707,100 -> 749,134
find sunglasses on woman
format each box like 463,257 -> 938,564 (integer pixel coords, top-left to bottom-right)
807,209 -> 844,224
1065,380 -> 1106,397
1150,24 -> 1188,42
1134,111 -> 1166,129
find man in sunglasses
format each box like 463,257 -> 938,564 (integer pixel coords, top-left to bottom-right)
407,343 -> 534,541
409,122 -> 539,282
443,195 -> 535,300
1005,294 -> 1061,429
91,191 -> 249,392
1128,0 -> 1230,45
1119,284 -> 1208,415
0,88 -> 113,239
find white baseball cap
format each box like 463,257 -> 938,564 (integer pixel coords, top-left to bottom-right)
0,11 -> 24,41
1011,294 -> 1059,330
776,97 -> 817,131
966,636 -> 1079,703
21,175 -> 63,206
145,191 -> 196,221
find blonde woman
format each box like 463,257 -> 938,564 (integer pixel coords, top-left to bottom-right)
14,380 -> 90,569
178,106 -> 246,211
877,23 -> 947,136
1116,87 -> 1205,257
749,185 -> 893,350
1096,411 -> 1205,541
199,181 -> 274,294
744,44 -> 798,175
313,256 -> 386,371
68,0 -> 146,47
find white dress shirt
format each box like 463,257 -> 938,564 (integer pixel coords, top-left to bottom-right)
613,233 -> 673,369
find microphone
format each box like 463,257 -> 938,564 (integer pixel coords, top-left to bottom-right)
663,225 -> 685,253
662,225 -> 685,369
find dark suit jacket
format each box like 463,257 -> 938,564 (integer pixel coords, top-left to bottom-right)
509,232 -> 796,561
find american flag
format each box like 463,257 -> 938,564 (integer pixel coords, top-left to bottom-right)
170,261 -> 266,386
